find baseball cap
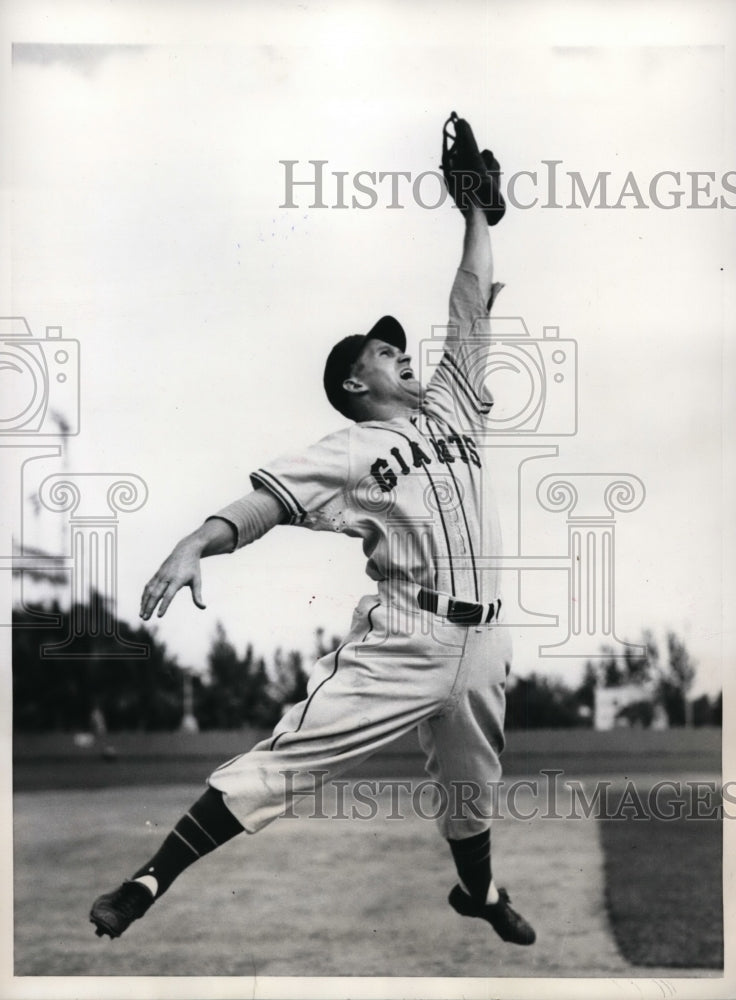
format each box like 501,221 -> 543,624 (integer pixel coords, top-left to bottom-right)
323,315 -> 406,417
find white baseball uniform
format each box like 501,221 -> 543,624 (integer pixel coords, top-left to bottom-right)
208,267 -> 511,840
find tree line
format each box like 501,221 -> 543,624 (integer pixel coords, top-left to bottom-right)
12,599 -> 332,733
507,630 -> 721,728
12,600 -> 720,732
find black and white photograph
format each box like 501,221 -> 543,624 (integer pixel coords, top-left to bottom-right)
1,2 -> 734,998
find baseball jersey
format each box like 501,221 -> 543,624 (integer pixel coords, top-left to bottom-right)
217,268 -> 503,605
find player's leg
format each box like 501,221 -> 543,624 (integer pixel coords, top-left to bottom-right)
90,596 -> 452,938
89,785 -> 245,938
89,599 -> 380,937
206,596 -> 453,832
417,674 -> 505,901
417,625 -> 536,945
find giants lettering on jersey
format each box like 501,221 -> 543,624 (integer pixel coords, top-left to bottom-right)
370,434 -> 481,494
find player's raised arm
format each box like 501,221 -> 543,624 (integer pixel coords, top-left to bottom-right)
441,110 -> 505,320
420,114 -> 507,427
459,205 -> 493,305
140,489 -> 287,620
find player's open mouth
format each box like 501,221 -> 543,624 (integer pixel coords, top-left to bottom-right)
400,369 -> 414,381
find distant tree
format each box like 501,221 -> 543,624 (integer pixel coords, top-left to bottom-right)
239,653 -> 277,729
658,631 -> 697,726
667,631 -> 696,690
505,673 -> 581,729
195,626 -> 286,729
269,648 -> 308,709
691,693 -> 714,727
13,600 -> 89,730
576,631 -> 706,729
600,657 -> 625,688
576,661 -> 598,711
14,601 -> 332,733
98,619 -> 183,730
315,627 -> 342,659
195,623 -> 250,728
12,598 -> 183,732
615,699 -> 654,728
240,648 -> 309,729
595,630 -> 658,690
195,628 -> 311,730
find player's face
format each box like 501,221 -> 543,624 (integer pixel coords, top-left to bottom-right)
351,339 -> 422,408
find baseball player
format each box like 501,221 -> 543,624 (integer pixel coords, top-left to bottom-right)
90,113 -> 536,947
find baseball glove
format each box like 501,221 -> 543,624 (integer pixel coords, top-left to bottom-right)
441,111 -> 506,225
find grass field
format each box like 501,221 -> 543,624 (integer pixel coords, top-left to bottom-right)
12,725 -> 722,789
12,728 -> 724,978
13,780 -> 724,977
13,782 -> 626,978
600,796 -> 723,968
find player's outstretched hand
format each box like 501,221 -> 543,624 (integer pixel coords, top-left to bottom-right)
140,538 -> 207,620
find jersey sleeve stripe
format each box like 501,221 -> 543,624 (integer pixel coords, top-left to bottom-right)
442,351 -> 493,413
250,469 -> 307,525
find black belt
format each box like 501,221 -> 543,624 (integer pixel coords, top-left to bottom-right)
417,588 -> 502,626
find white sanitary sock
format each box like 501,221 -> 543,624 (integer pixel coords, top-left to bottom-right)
486,880 -> 500,904
133,874 -> 158,897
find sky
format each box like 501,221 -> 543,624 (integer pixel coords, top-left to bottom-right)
1,1 -> 735,702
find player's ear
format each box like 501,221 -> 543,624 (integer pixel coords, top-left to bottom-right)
343,375 -> 367,396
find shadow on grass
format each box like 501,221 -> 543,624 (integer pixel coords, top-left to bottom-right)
599,791 -> 723,968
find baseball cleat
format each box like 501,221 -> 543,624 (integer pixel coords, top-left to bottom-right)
89,879 -> 154,939
448,884 -> 536,945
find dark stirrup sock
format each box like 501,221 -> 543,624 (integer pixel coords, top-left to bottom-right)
131,787 -> 245,898
447,828 -> 492,902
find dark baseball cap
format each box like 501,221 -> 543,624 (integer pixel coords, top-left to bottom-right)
323,315 -> 406,417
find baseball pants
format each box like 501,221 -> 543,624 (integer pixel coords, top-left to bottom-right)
208,590 -> 511,840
